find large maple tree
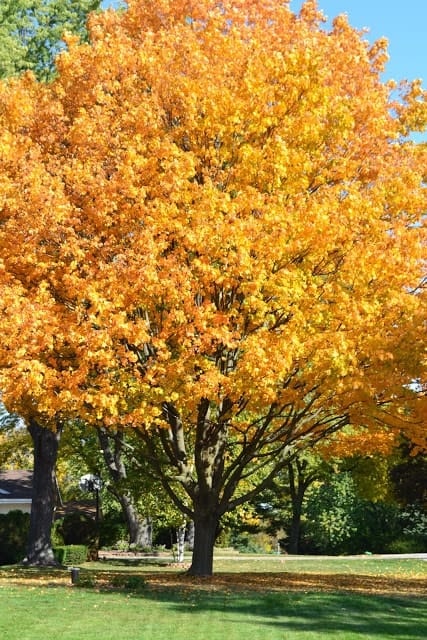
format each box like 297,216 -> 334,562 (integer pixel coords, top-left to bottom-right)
0,0 -> 426,574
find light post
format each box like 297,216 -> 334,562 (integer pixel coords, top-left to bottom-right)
79,473 -> 103,523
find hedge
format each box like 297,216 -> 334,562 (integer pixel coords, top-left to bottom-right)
53,545 -> 88,565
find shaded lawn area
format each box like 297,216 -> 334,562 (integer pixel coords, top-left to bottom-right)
0,560 -> 426,640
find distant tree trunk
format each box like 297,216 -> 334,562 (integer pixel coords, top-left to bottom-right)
25,418 -> 61,566
287,511 -> 303,555
186,520 -> 195,550
176,523 -> 186,563
287,459 -> 317,555
137,517 -> 153,548
97,427 -> 152,547
118,493 -> 152,547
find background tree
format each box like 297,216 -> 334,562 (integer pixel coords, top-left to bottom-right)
0,0 -> 426,575
58,421 -> 185,550
0,0 -> 101,81
96,426 -> 154,547
0,403 -> 32,470
277,455 -> 330,554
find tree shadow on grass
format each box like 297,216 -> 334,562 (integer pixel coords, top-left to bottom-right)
91,570 -> 426,640
131,587 -> 427,639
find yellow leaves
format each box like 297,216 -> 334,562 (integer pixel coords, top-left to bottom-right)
395,79 -> 427,135
368,37 -> 390,74
319,427 -> 397,460
0,0 -> 424,454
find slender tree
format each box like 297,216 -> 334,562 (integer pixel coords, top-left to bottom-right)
0,0 -> 426,574
97,427 -> 153,547
0,0 -> 101,81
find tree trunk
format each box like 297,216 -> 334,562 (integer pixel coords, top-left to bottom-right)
176,523 -> 186,563
25,419 -> 61,566
97,427 -> 152,548
139,517 -> 153,548
287,511 -> 302,555
119,493 -> 152,547
186,520 -> 195,550
286,459 -> 316,555
188,513 -> 219,576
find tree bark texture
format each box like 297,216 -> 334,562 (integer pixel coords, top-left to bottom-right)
186,520 -> 195,550
119,493 -> 152,547
176,523 -> 186,563
25,419 -> 61,566
187,512 -> 219,576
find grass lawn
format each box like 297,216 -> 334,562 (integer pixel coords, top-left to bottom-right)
213,553 -> 427,576
0,555 -> 426,640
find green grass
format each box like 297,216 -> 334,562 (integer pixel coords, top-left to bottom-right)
91,552 -> 427,578
0,581 -> 425,640
0,556 -> 425,640
212,555 -> 427,576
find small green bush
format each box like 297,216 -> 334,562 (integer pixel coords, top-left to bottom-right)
55,512 -> 98,546
230,532 -> 268,554
53,546 -> 67,564
98,510 -> 127,548
386,536 -> 426,554
53,545 -> 88,565
112,538 -> 130,551
0,510 -> 30,565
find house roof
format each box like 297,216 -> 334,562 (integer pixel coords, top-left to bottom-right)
0,471 -> 96,515
55,500 -> 97,520
0,470 -> 33,501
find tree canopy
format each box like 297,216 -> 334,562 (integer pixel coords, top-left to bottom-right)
0,0 -> 426,574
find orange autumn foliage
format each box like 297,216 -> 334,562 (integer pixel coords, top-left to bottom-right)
0,0 -> 426,572
0,1 -> 424,421
0,0 -> 425,438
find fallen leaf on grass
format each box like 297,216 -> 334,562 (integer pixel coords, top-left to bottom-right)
0,570 -> 426,597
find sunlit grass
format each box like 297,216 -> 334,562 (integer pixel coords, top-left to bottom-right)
213,554 -> 427,578
87,551 -> 427,579
0,555 -> 425,639
0,581 -> 425,640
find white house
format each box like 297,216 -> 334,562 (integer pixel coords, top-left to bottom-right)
0,470 -> 33,515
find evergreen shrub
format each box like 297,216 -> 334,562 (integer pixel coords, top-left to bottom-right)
53,545 -> 88,565
0,510 -> 30,565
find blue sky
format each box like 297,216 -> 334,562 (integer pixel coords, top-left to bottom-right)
102,1 -> 426,87
291,0 -> 426,85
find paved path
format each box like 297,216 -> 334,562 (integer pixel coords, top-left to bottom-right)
100,551 -> 427,561
212,553 -> 427,560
